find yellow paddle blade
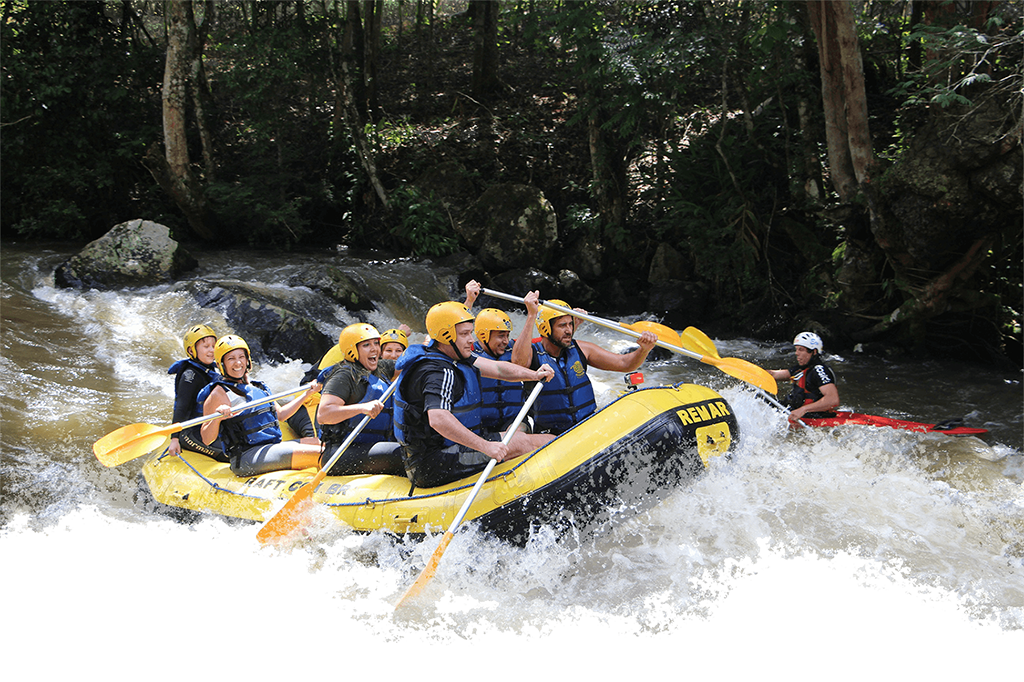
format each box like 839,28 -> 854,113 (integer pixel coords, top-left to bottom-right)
395,531 -> 454,609
93,422 -> 175,467
703,355 -> 777,395
256,470 -> 325,545
681,327 -> 720,358
624,321 -> 682,348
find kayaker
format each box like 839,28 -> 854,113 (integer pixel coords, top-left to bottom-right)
167,323 -> 223,459
463,279 -> 533,433
393,301 -> 555,489
198,335 -> 323,477
380,326 -> 411,360
510,290 -> 658,435
768,331 -> 840,422
315,323 -> 405,476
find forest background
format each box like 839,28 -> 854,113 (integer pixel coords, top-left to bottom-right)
2,0 -> 1021,367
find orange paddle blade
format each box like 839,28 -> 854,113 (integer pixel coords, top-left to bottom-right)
395,531 -> 454,608
93,422 -> 176,467
681,327 -> 720,358
625,321 -> 682,348
256,469 -> 326,544
703,355 -> 777,394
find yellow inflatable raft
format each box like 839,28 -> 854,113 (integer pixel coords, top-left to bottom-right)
138,381 -> 738,544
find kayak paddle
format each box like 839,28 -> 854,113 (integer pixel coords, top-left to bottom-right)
679,326 -> 804,426
93,382 -> 317,467
481,288 -> 778,395
395,380 -> 545,609
256,379 -> 400,545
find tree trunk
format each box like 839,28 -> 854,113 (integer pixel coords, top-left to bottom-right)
806,0 -> 873,202
363,0 -> 381,120
471,0 -> 501,99
147,0 -> 215,240
332,1 -> 387,207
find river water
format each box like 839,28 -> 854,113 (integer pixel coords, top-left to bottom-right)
2,243 -> 1022,677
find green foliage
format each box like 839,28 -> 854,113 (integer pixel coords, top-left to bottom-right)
889,19 -> 1021,108
658,105 -> 791,300
202,8 -> 355,246
1,0 -> 163,240
387,185 -> 459,257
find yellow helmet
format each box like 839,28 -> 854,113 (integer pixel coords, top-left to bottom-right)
380,328 -> 409,350
474,308 -> 512,345
183,324 -> 216,360
337,323 -> 381,362
214,335 -> 251,376
426,301 -> 474,345
535,299 -> 572,338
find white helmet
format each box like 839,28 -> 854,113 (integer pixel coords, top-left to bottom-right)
793,331 -> 823,353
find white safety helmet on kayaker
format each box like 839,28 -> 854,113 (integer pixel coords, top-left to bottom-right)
793,331 -> 823,353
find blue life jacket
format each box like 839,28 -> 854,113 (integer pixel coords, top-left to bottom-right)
473,341 -> 523,429
316,362 -> 394,445
196,379 -> 281,451
531,340 -> 596,433
393,343 -> 483,448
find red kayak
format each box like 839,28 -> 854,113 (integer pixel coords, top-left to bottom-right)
799,411 -> 988,436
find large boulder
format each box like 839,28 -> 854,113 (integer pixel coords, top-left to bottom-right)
458,184 -> 558,270
648,242 -> 691,284
177,280 -> 333,366
286,265 -> 376,312
54,219 -> 197,290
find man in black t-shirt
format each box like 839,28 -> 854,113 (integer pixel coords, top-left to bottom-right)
393,301 -> 554,489
769,331 -> 840,422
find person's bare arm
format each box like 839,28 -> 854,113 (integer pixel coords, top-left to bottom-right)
316,392 -> 382,425
789,383 -> 839,421
475,356 -> 553,383
578,331 -> 658,373
200,387 -> 232,445
275,382 -> 321,421
511,291 -> 541,367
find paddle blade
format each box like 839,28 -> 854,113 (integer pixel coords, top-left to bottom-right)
256,472 -> 324,545
625,321 -> 682,348
395,531 -> 454,609
704,355 -> 778,395
681,327 -> 720,358
93,423 -> 174,467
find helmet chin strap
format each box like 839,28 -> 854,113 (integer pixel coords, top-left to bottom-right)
450,341 -> 469,361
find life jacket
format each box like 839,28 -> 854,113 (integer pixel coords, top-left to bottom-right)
316,361 -> 394,445
531,339 -> 596,433
392,343 -> 483,448
196,379 -> 281,452
786,356 -> 834,411
473,341 -> 523,429
168,358 -> 220,420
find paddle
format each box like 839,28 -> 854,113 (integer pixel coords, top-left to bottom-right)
481,288 -> 778,395
256,380 -> 400,545
394,380 -> 545,609
93,382 -> 317,467
680,326 -> 805,427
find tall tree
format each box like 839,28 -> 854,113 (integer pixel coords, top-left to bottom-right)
471,0 -> 501,98
806,0 -> 874,202
143,0 -> 216,239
